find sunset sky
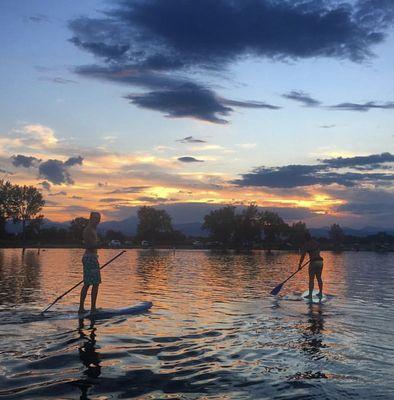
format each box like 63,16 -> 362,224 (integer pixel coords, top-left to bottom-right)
0,0 -> 393,228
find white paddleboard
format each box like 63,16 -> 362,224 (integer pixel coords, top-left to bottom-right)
301,290 -> 327,304
78,301 -> 153,320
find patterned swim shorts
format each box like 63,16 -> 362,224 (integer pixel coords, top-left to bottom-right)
82,254 -> 101,285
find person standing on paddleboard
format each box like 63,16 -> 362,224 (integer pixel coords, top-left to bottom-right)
298,232 -> 324,300
79,211 -> 101,314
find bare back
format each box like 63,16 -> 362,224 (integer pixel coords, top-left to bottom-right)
303,239 -> 322,262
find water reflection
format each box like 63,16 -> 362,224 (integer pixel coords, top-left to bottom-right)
0,249 -> 393,399
77,318 -> 101,400
301,303 -> 325,359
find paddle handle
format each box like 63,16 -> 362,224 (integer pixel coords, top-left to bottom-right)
42,250 -> 126,313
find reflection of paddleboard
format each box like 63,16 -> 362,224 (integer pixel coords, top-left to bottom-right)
78,301 -> 153,320
302,290 -> 327,304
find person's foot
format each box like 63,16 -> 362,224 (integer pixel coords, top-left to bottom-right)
78,308 -> 86,314
304,294 -> 313,299
317,292 -> 323,298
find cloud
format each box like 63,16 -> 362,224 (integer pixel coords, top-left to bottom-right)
27,14 -> 50,23
319,124 -> 336,129
99,197 -> 129,203
64,156 -> 84,167
177,136 -> 207,144
39,77 -> 78,84
48,191 -> 67,196
70,0 -> 394,122
124,83 -> 278,123
321,152 -> 394,169
71,195 -> 83,200
282,90 -> 321,107
69,0 -> 394,66
328,101 -> 394,111
11,154 -> 40,168
38,156 -> 83,185
233,152 -> 394,188
136,196 -> 170,203
39,181 -> 51,191
178,156 -> 204,163
107,186 -> 148,194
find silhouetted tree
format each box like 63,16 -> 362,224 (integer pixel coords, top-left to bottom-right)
259,211 -> 289,247
202,206 -> 237,247
329,223 -> 345,248
136,206 -> 173,244
234,203 -> 262,247
69,217 -> 89,244
0,180 -> 14,238
8,184 -> 45,247
288,221 -> 309,248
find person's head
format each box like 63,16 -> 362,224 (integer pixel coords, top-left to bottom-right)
89,211 -> 101,227
304,232 -> 312,241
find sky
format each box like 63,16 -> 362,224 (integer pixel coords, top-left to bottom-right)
0,0 -> 393,228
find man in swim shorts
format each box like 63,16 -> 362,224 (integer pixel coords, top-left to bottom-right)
79,211 -> 101,314
298,232 -> 324,299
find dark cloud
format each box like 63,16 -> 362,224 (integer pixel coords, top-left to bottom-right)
136,196 -> 170,203
11,154 -> 40,168
321,152 -> 394,168
71,195 -> 83,200
233,153 -> 394,188
69,0 -> 394,66
178,156 -> 204,163
107,186 -> 148,194
319,124 -> 336,129
177,136 -> 207,143
69,0 -> 394,122
329,101 -> 394,111
221,99 -> 280,109
39,77 -> 78,84
48,191 -> 67,196
27,14 -> 50,23
38,157 -> 83,185
99,197 -> 129,203
39,181 -> 51,191
64,156 -> 84,167
124,83 -> 278,123
282,90 -> 321,107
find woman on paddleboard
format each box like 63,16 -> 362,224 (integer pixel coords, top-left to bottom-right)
298,232 -> 324,300
79,211 -> 101,314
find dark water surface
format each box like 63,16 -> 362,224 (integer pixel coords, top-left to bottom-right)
0,248 -> 393,399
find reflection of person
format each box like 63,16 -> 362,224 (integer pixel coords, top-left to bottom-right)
301,303 -> 325,357
79,212 -> 101,314
77,318 -> 101,399
298,232 -> 324,299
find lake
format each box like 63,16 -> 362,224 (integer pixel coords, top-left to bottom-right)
0,248 -> 393,399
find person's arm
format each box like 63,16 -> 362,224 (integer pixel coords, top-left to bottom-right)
298,250 -> 306,270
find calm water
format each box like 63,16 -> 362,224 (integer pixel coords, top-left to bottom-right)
0,248 -> 393,399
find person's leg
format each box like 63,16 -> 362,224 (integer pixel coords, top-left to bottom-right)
91,284 -> 99,312
307,267 -> 315,298
316,267 -> 323,297
79,284 -> 89,313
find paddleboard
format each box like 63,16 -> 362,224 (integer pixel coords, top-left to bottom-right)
301,290 -> 327,304
78,301 -> 153,320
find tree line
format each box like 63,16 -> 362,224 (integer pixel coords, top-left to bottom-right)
1,180 -> 393,250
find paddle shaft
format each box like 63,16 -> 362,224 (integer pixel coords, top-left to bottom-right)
42,250 -> 126,313
270,258 -> 311,295
280,259 -> 310,286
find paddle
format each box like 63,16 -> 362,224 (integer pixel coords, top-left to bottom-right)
270,259 -> 310,296
41,250 -> 126,313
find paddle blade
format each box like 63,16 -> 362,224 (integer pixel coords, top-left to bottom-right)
270,283 -> 283,296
